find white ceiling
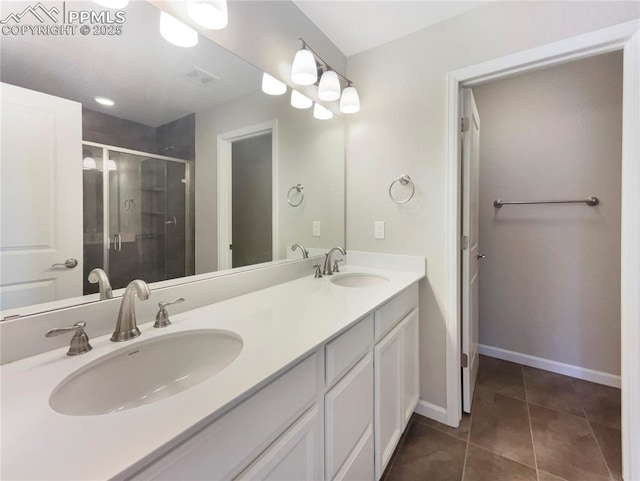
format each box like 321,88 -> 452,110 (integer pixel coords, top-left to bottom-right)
292,1 -> 491,57
0,1 -> 262,127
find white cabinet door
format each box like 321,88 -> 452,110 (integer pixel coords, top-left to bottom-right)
374,322 -> 403,480
0,83 -> 83,312
402,310 -> 420,425
237,406 -> 322,481
325,353 -> 374,481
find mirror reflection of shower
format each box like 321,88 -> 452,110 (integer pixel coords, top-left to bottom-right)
82,142 -> 194,295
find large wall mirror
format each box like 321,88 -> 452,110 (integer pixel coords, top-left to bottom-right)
0,0 -> 345,318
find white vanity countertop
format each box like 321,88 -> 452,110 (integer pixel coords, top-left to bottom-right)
0,265 -> 423,481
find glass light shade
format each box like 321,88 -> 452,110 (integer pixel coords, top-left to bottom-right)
159,11 -> 198,48
261,73 -> 287,96
340,86 -> 360,114
318,70 -> 341,101
187,0 -> 228,30
83,156 -> 97,170
313,103 -> 333,120
107,159 -> 118,171
291,49 -> 317,86
93,0 -> 129,8
290,90 -> 312,109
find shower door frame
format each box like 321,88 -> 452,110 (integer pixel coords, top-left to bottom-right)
83,141 -> 194,282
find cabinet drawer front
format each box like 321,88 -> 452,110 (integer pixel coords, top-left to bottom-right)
134,354 -> 319,481
374,284 -> 418,340
325,314 -> 373,386
325,353 -> 373,480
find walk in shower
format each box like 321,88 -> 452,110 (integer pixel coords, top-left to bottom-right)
82,142 -> 194,295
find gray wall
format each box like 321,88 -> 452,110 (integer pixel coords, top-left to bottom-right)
195,91 -> 345,274
473,52 -> 622,375
232,133 -> 273,268
345,1 -> 639,409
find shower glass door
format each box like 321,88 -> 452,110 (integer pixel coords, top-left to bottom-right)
82,142 -> 192,294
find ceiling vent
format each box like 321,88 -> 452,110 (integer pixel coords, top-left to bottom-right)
184,67 -> 220,87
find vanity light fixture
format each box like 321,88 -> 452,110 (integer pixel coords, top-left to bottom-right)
291,90 -> 313,109
83,156 -> 97,170
94,96 -> 114,106
291,38 -> 360,114
313,103 -> 333,120
318,70 -> 340,102
187,0 -> 228,30
159,11 -> 198,48
262,73 -> 287,96
340,83 -> 360,114
107,159 -> 118,171
291,42 -> 317,86
93,0 -> 129,8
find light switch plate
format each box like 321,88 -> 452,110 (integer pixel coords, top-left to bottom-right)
375,221 -> 385,239
312,221 -> 321,237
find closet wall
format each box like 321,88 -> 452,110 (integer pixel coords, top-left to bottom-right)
473,52 -> 622,378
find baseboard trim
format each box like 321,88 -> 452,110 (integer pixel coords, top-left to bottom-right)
414,399 -> 449,425
479,344 -> 621,388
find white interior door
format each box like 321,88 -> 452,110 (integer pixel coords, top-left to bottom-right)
0,83 -> 83,314
461,88 -> 481,413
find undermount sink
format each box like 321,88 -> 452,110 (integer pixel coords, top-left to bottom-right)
330,273 -> 390,288
50,330 -> 243,416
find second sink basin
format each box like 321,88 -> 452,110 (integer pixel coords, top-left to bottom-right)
50,329 -> 243,416
331,273 -> 390,288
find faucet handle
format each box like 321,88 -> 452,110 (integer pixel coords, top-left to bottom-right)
313,264 -> 323,278
333,259 -> 344,273
46,321 -> 92,356
154,297 -> 185,328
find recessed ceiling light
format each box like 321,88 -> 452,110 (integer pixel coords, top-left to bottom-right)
94,97 -> 115,106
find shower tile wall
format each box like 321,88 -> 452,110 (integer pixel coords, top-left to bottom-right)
82,108 -> 157,154
157,114 -> 196,161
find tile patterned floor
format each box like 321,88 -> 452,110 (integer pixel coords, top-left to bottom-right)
381,355 -> 622,481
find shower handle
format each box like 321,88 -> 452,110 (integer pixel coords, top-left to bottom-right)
113,234 -> 122,252
164,216 -> 177,226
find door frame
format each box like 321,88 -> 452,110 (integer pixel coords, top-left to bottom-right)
217,120 -> 279,270
444,20 -> 640,479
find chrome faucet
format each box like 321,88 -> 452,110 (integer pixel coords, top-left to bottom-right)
111,279 -> 150,342
323,247 -> 346,275
88,268 -> 113,300
291,243 -> 309,259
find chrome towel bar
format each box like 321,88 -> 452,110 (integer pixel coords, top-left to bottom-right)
494,196 -> 599,208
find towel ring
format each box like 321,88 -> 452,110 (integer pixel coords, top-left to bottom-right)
287,183 -> 304,207
389,174 -> 415,204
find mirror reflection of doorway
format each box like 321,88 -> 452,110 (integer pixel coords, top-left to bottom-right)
217,121 -> 278,271
231,133 -> 273,268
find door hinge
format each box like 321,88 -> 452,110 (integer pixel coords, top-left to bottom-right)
461,353 -> 469,368
461,235 -> 469,250
461,117 -> 470,132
